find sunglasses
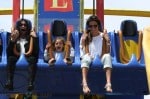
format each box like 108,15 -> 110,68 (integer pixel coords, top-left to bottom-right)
89,25 -> 98,28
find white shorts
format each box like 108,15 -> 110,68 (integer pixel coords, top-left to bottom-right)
81,54 -> 92,68
81,53 -> 112,69
101,53 -> 112,69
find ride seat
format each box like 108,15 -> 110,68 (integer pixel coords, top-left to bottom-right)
118,20 -> 143,64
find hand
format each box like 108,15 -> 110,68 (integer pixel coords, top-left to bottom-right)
68,30 -> 72,35
81,32 -> 88,46
103,33 -> 110,43
66,41 -> 72,46
30,27 -> 37,37
67,30 -> 72,41
103,29 -> 107,34
82,32 -> 88,40
11,27 -> 19,41
46,43 -> 51,49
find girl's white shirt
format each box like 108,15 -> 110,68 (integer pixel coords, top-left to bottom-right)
44,47 -> 74,61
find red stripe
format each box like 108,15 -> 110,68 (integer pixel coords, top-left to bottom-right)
96,0 -> 104,27
13,0 -> 20,25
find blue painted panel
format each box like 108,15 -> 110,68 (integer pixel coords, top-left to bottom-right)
38,0 -> 81,31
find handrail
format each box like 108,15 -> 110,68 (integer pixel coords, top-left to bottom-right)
1,9 -> 150,17
0,9 -> 33,15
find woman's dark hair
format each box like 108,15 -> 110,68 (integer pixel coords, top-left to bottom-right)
86,15 -> 103,32
84,15 -> 103,43
15,18 -> 32,35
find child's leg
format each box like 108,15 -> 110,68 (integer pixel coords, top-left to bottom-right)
143,26 -> 150,92
101,53 -> 112,92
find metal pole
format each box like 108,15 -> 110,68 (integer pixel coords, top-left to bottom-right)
34,0 -> 38,30
22,0 -> 24,19
93,0 -> 95,16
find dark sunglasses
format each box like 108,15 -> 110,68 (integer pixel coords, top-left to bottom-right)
20,23 -> 27,26
89,25 -> 98,28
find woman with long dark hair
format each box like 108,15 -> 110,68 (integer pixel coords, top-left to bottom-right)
80,15 -> 112,94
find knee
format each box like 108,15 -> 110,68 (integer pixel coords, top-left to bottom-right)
8,56 -> 18,63
103,53 -> 111,58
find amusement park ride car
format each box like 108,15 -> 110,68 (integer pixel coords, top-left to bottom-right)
0,0 -> 149,99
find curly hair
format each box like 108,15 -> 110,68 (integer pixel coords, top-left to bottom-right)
15,18 -> 32,35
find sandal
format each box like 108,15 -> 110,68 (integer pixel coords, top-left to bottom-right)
64,58 -> 72,65
104,83 -> 113,93
48,58 -> 56,65
82,84 -> 91,94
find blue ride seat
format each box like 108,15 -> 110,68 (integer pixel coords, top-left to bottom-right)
0,33 -> 2,62
0,32 -> 10,93
37,20 -> 80,68
110,20 -> 148,94
112,20 -> 144,65
35,20 -> 82,94
0,32 -> 7,66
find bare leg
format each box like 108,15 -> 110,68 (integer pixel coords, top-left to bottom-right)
143,26 -> 150,92
82,67 -> 91,94
105,67 -> 112,92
